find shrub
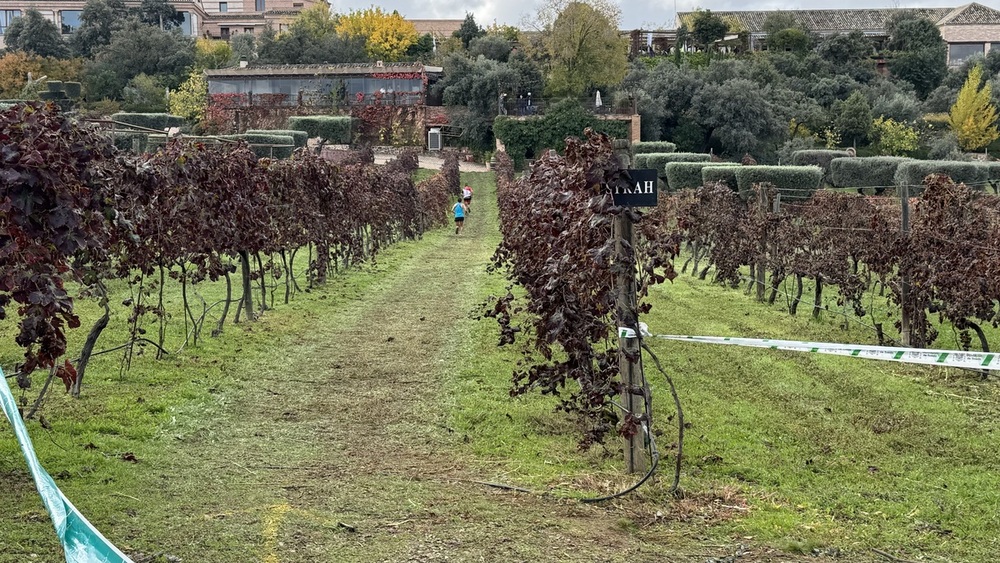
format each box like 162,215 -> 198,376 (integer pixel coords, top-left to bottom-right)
664,161 -> 738,191
894,160 -> 988,189
733,165 -> 823,200
111,112 -> 187,131
63,81 -> 81,99
830,156 -> 910,189
111,131 -> 149,153
702,165 -> 739,190
492,99 -> 631,168
982,162 -> 1000,193
871,116 -> 919,156
222,133 -> 295,159
926,133 -> 967,161
791,149 -> 852,180
246,129 -> 309,148
633,141 -> 677,154
286,115 -> 353,144
634,152 -> 710,176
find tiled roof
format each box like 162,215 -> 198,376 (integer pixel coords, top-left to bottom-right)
938,2 -> 1000,25
408,19 -> 464,38
679,7 -> 952,33
205,63 -> 436,77
678,3 -> 1000,34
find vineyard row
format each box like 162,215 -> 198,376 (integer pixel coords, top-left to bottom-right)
647,176 -> 1000,354
1,102 -> 460,397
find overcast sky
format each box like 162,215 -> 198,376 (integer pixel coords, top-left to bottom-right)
328,0 -> 963,31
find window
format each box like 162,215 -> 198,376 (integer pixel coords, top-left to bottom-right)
179,11 -> 192,36
219,2 -> 227,12
255,0 -> 265,11
992,43 -> 1000,53
293,2 -> 303,6
0,10 -> 21,34
278,23 -> 288,32
60,10 -> 82,34
220,27 -> 230,39
244,27 -> 254,34
949,43 -> 984,65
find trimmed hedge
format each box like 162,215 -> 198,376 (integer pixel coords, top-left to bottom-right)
829,156 -> 910,189
112,131 -> 149,153
702,165 -> 739,190
633,141 -> 677,154
286,116 -> 353,144
634,152 -> 710,177
111,112 -> 187,131
982,162 -> 1000,193
791,149 -> 852,179
226,133 -> 296,159
246,129 -> 309,148
665,162 -> 739,191
733,165 -> 824,200
894,160 -> 989,189
63,82 -> 82,98
981,161 -> 1000,180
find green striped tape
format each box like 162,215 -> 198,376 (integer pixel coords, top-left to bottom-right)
655,335 -> 1000,371
1,370 -> 134,563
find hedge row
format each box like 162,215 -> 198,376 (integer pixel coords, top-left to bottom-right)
829,157 -> 995,191
702,166 -> 739,190
246,129 -> 309,148
894,160 -> 988,189
632,141 -> 677,154
112,131 -> 149,154
634,152 -> 710,176
734,165 -> 824,200
111,113 -> 187,131
664,162 -> 739,191
829,156 -> 910,189
286,116 -> 353,144
222,134 -> 296,159
791,149 -> 852,180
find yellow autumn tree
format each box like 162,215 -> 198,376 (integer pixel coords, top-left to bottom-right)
949,64 -> 1000,151
169,70 -> 208,123
195,38 -> 233,71
0,52 -> 82,98
0,52 -> 45,98
293,3 -> 337,38
335,7 -> 418,62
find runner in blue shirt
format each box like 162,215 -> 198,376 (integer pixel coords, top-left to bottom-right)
453,197 -> 467,234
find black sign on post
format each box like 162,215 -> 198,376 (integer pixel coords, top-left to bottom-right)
611,169 -> 658,207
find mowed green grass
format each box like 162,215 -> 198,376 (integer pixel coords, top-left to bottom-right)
449,240 -> 1000,560
647,274 -> 1000,557
1,171 -> 998,561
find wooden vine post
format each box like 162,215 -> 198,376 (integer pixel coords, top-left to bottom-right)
610,142 -> 658,474
900,184 -> 912,346
755,187 -> 769,302
614,213 -> 647,474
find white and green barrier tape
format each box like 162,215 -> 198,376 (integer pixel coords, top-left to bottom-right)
1,370 -> 134,563
650,334 -> 1000,372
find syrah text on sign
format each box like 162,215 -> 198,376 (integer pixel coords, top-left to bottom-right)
611,169 -> 658,207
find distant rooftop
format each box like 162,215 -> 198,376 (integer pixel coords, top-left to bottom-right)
409,19 -> 464,38
205,63 -> 443,77
676,2 -> 1000,34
